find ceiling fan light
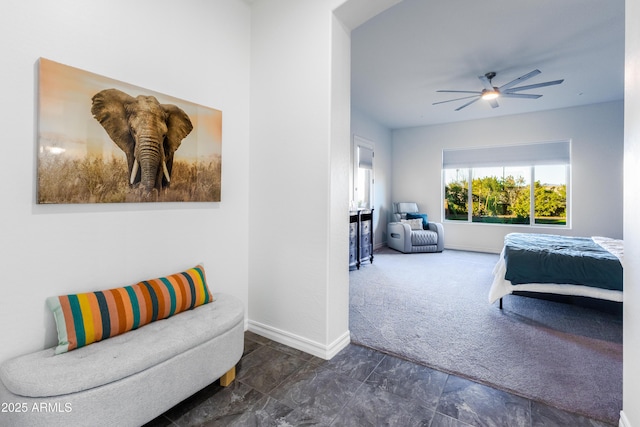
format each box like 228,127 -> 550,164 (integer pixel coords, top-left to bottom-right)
482,90 -> 499,100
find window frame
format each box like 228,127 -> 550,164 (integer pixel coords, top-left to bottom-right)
442,141 -> 571,228
352,135 -> 375,210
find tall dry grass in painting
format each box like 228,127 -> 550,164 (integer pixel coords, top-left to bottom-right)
38,153 -> 221,203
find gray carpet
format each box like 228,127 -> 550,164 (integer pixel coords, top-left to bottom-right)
349,248 -> 622,425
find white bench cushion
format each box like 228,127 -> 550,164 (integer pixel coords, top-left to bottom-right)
0,293 -> 243,398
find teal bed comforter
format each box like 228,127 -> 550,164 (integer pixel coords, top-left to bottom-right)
503,233 -> 623,291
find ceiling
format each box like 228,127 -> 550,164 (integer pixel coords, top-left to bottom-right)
351,0 -> 625,130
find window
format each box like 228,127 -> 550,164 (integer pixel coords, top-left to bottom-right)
443,168 -> 468,220
353,136 -> 374,209
443,141 -> 570,226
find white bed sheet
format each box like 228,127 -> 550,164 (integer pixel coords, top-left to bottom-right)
488,237 -> 624,304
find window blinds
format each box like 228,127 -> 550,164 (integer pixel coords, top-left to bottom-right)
442,140 -> 570,168
358,146 -> 374,169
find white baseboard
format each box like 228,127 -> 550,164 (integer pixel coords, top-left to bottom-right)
620,410 -> 631,427
443,243 -> 502,254
247,320 -> 350,360
381,242 -> 500,254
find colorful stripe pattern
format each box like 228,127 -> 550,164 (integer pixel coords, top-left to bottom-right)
47,265 -> 213,354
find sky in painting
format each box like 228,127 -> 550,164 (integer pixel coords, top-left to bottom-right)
38,58 -> 221,162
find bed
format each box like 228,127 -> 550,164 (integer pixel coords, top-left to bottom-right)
489,233 -> 623,308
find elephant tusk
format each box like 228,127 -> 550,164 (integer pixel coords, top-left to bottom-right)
163,161 -> 171,183
130,159 -> 139,185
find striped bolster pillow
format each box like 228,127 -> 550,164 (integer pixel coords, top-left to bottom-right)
46,264 -> 213,354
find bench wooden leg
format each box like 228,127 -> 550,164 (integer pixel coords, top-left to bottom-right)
219,366 -> 236,387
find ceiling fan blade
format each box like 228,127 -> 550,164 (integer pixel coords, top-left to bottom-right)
500,93 -> 543,99
436,90 -> 482,94
432,95 -> 480,105
455,97 -> 481,111
503,79 -> 564,93
498,69 -> 541,91
478,74 -> 495,91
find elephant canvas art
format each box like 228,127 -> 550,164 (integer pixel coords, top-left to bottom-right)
91,89 -> 194,196
37,58 -> 222,204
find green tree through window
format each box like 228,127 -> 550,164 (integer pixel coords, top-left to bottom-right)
444,169 -> 468,221
443,165 -> 567,226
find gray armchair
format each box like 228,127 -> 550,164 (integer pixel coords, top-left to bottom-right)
387,202 -> 444,253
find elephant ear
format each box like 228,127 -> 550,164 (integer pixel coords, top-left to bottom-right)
91,89 -> 136,158
162,104 -> 193,156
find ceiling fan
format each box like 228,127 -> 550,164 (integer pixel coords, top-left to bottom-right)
433,69 -> 564,111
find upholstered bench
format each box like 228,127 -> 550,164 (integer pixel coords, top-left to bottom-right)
0,266 -> 244,427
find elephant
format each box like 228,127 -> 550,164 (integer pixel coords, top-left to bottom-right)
91,88 -> 193,195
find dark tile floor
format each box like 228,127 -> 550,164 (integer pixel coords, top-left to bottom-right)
145,331 -> 614,427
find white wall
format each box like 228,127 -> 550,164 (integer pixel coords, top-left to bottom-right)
248,0 -> 351,358
0,0 -> 251,364
623,0 -> 640,425
329,13 -> 353,347
351,108 -> 392,247
392,101 -> 624,253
